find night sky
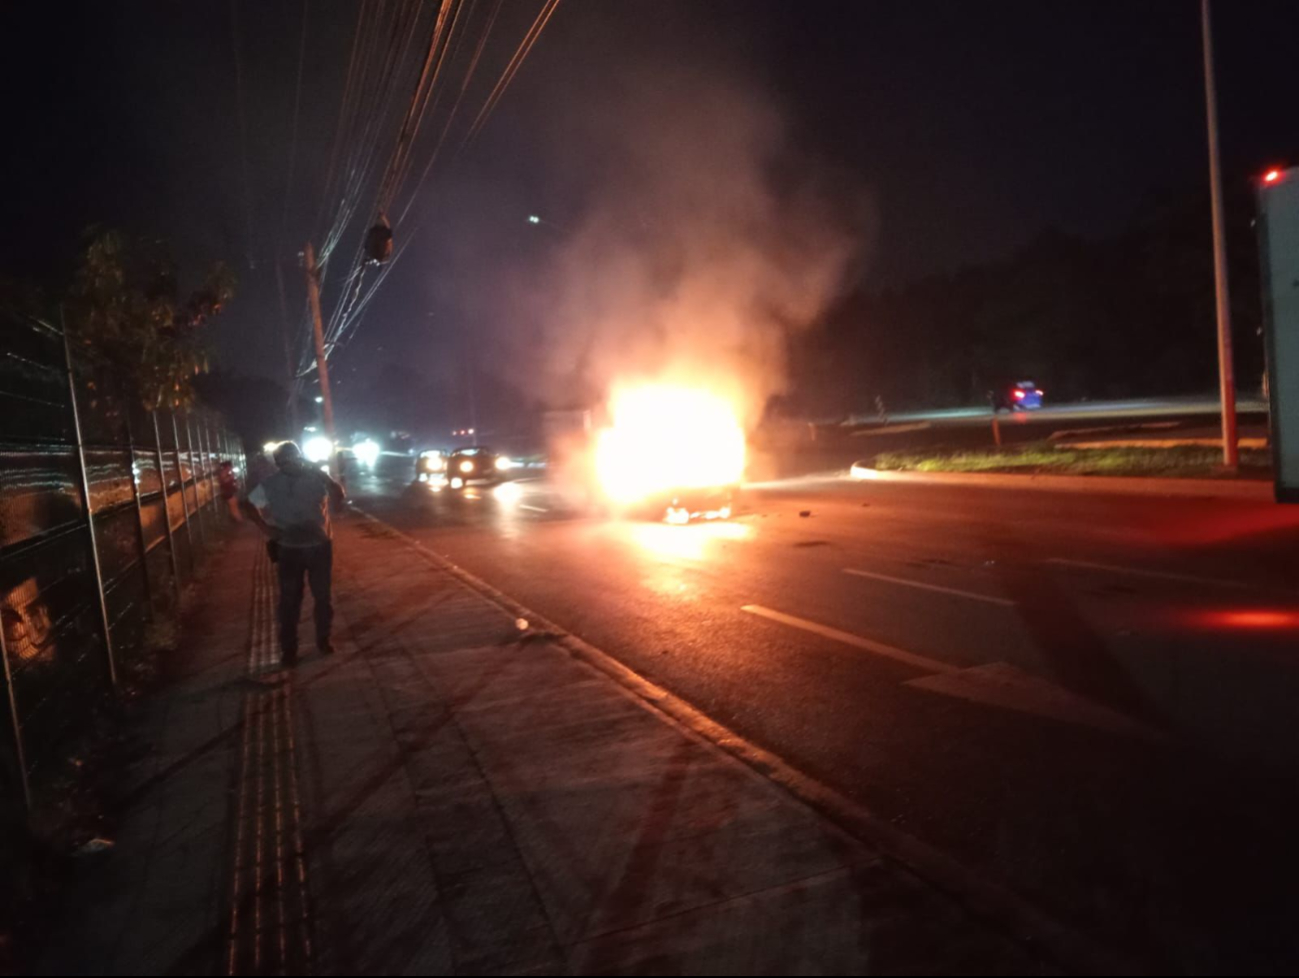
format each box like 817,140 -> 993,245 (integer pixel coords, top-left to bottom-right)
3,1 -> 1296,428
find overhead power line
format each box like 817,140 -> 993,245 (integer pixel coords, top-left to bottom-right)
295,0 -> 565,385
278,0 -> 311,252
460,0 -> 560,151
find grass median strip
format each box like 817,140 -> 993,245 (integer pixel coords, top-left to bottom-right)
872,442 -> 1270,479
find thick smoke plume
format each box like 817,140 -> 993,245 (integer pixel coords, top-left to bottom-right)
510,62 -> 873,427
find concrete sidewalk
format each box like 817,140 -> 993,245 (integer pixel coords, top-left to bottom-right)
36,514 -> 1054,975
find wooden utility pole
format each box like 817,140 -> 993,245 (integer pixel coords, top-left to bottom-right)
303,241 -> 337,474
276,258 -> 301,435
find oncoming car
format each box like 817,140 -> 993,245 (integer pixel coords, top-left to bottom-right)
415,449 -> 446,483
990,380 -> 1044,412
446,447 -> 516,489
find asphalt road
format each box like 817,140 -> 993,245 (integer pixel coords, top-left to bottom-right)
351,460 -> 1299,973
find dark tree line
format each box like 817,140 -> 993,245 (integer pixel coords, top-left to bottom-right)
789,183 -> 1266,417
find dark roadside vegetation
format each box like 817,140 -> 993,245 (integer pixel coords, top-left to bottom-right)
783,181 -> 1266,422
873,442 -> 1273,478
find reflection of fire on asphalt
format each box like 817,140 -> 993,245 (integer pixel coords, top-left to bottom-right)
2,577 -> 55,664
594,383 -> 745,513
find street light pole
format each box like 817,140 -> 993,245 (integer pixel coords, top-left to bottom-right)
1201,0 -> 1238,470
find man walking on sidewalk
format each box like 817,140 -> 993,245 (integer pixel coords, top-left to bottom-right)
241,441 -> 346,665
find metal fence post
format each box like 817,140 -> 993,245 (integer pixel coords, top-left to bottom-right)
123,409 -> 153,616
152,410 -> 183,600
171,411 -> 196,572
203,416 -> 218,522
62,325 -> 118,687
198,414 -> 211,524
219,427 -> 231,518
192,414 -> 206,533
0,612 -> 30,811
184,414 -> 205,549
197,416 -> 209,524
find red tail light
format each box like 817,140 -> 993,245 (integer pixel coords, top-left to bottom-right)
1013,389 -> 1025,399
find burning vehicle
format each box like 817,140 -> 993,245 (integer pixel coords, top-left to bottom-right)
592,383 -> 744,523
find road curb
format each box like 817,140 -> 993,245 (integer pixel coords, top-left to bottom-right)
850,465 -> 1274,500
351,507 -> 1141,975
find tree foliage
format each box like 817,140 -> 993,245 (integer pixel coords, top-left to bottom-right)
790,183 -> 1265,417
66,229 -> 236,409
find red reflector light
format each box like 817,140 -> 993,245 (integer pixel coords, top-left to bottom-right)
1013,389 -> 1025,399
1204,609 -> 1299,629
1264,169 -> 1282,184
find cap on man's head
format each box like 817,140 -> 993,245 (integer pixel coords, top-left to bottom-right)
272,441 -> 303,467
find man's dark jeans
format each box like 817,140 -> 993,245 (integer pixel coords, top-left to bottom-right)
277,541 -> 333,655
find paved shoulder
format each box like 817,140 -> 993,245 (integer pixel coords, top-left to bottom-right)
295,516 -> 1051,974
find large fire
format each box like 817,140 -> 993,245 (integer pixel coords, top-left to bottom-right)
595,384 -> 746,506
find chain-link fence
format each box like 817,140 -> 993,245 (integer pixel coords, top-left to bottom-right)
0,312 -> 245,810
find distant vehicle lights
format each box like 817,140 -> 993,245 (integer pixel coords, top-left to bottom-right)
353,439 -> 381,467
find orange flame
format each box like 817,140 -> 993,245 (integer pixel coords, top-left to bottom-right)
595,383 -> 746,504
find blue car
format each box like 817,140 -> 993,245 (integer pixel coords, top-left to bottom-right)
1011,381 -> 1044,410
990,381 -> 1045,412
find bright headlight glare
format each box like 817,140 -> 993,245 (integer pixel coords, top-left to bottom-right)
303,435 -> 333,463
354,439 -> 380,466
459,459 -> 474,473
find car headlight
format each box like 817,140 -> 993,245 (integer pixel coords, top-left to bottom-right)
459,459 -> 475,473
495,456 -> 516,471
